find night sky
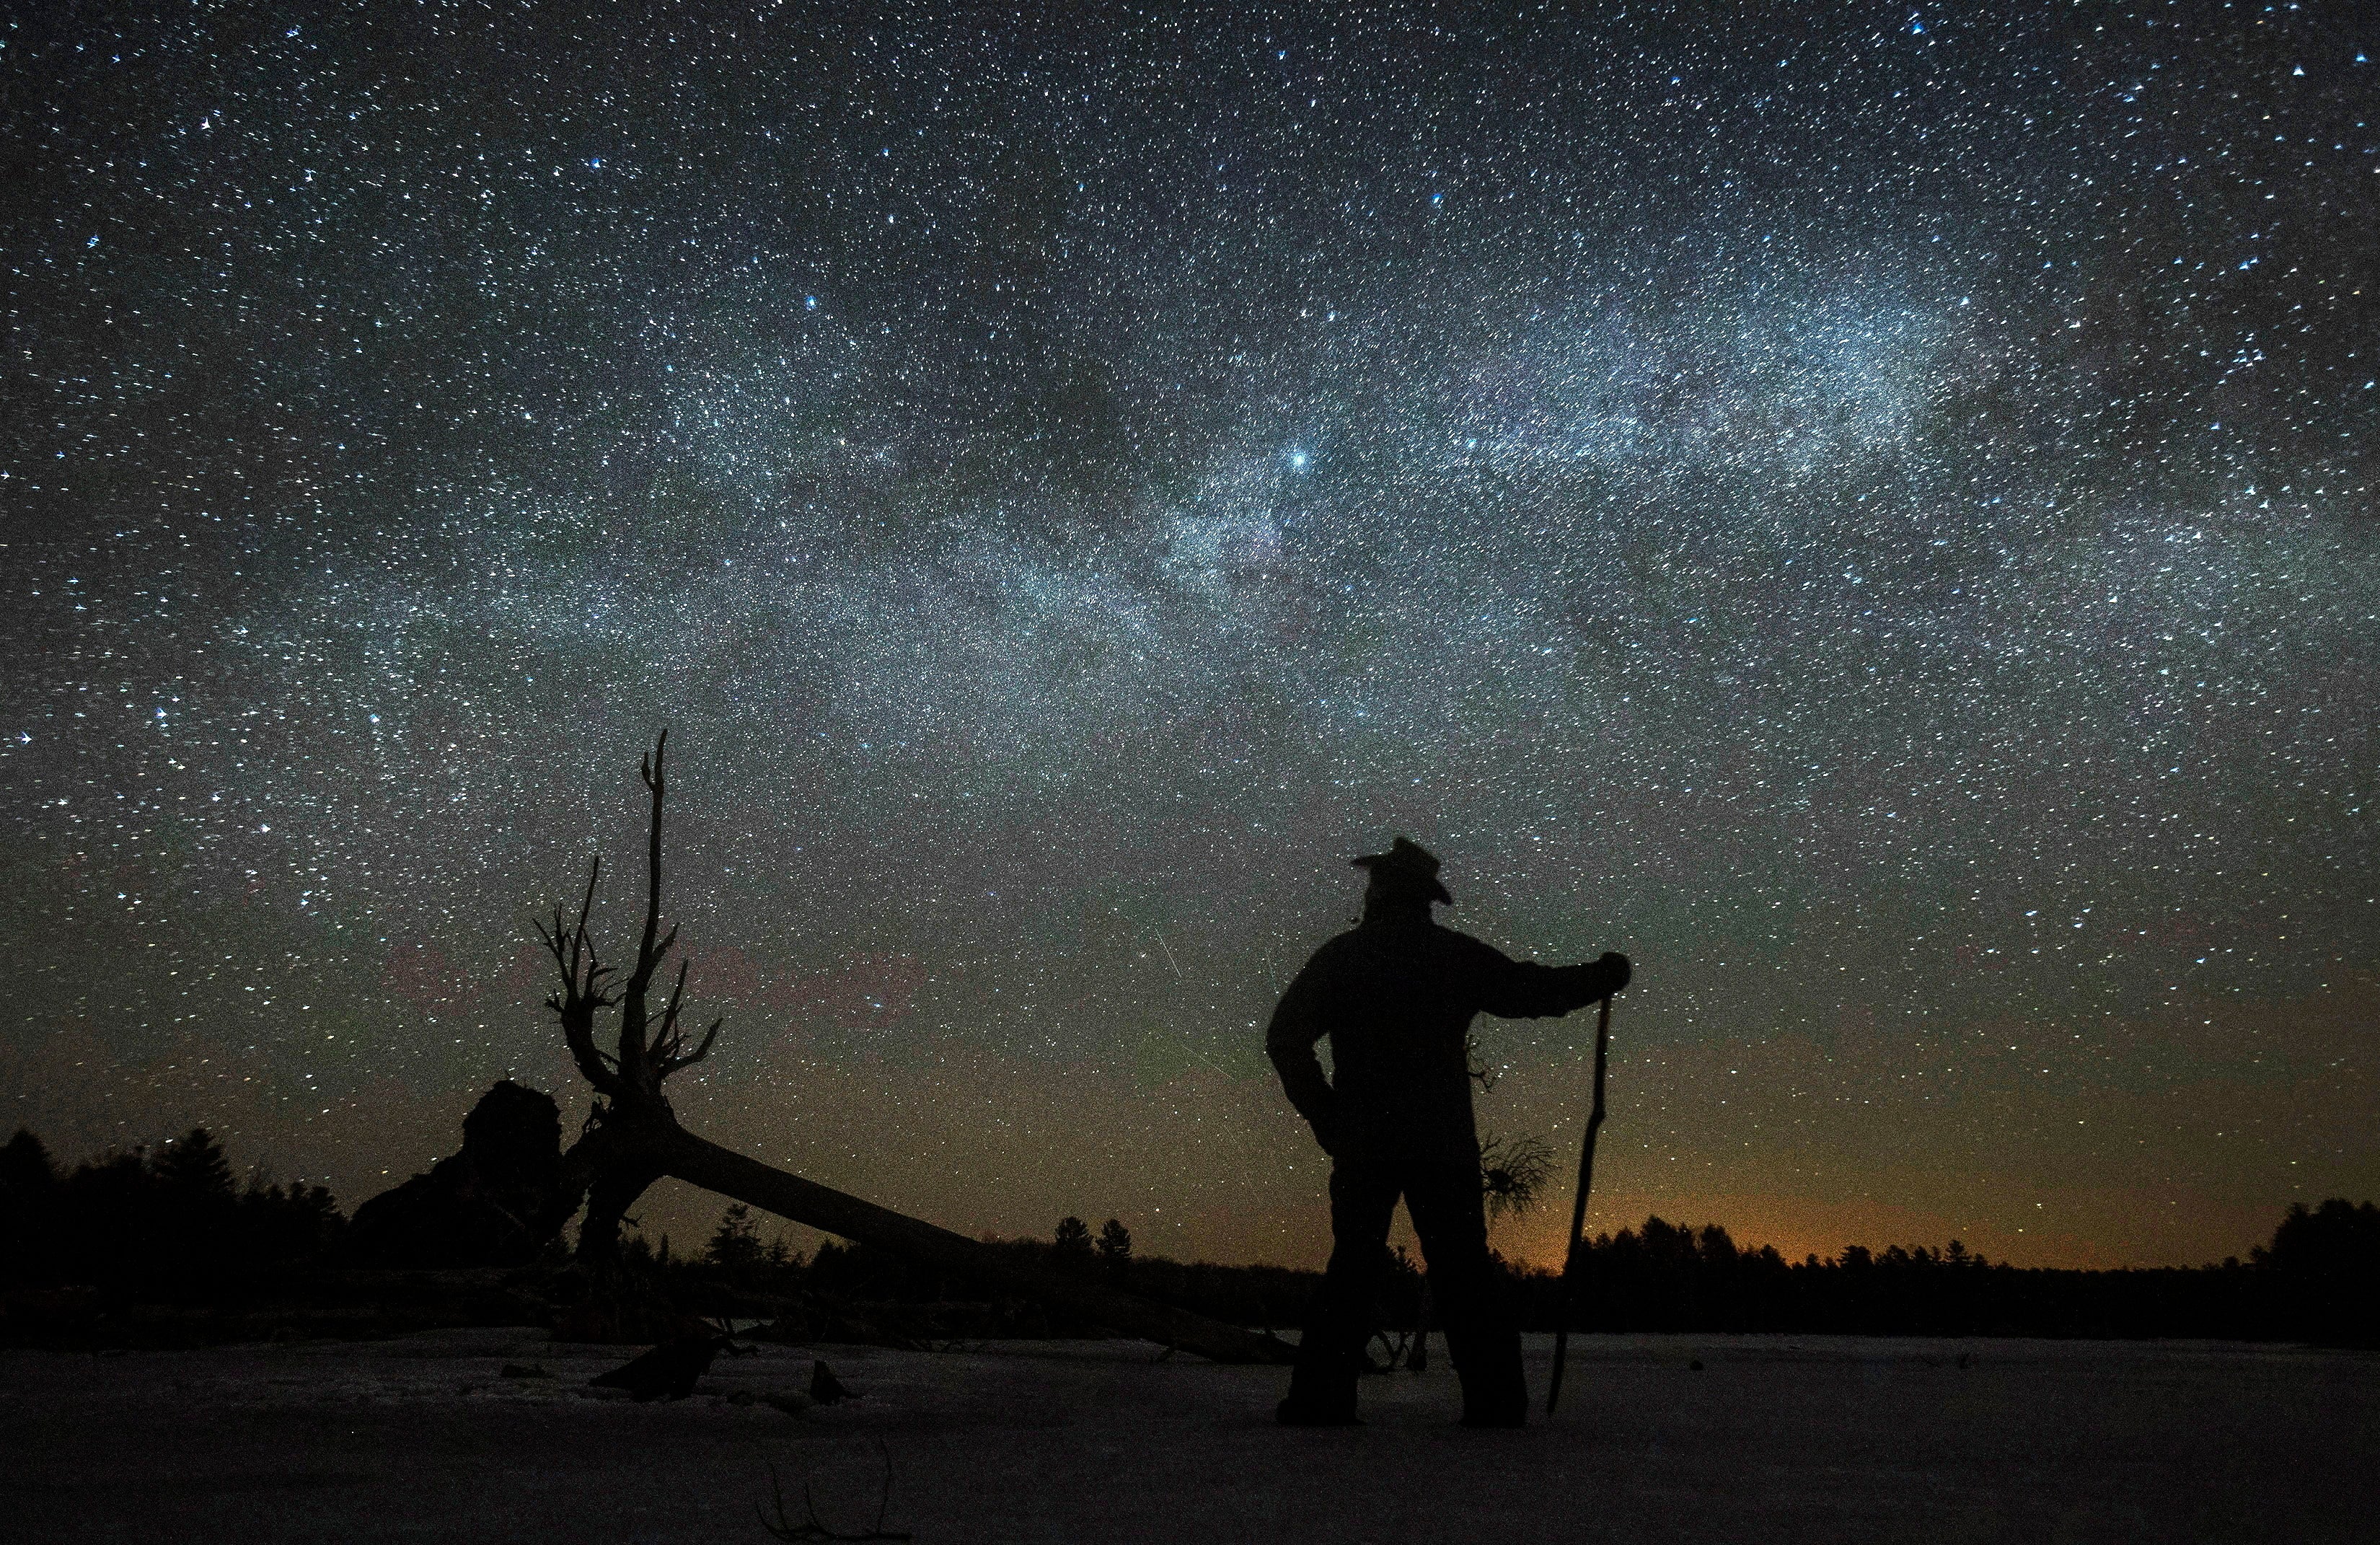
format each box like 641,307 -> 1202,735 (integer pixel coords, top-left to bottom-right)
4,3 -> 2374,1271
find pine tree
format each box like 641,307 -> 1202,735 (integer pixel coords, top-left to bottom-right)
153,1128 -> 235,1199
1053,1216 -> 1092,1259
0,1128 -> 56,1191
0,1129 -> 59,1286
707,1202 -> 764,1276
1096,1218 -> 1132,1265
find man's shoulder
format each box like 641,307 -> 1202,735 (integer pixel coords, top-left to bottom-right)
1302,922 -> 1424,971
1331,918 -> 1509,967
1427,920 -> 1509,959
1282,928 -> 1355,977
1308,927 -> 1367,961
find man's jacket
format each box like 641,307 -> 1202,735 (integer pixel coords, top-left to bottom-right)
1266,913 -> 1623,1158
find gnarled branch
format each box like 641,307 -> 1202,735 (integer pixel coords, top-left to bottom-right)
537,729 -> 718,1111
536,857 -> 621,1098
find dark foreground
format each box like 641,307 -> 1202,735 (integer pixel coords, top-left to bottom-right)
3,1329 -> 2371,1543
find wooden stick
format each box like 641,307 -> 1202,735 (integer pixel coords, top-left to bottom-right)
1546,993 -> 1612,1415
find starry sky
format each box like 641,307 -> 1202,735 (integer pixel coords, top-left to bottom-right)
4,2 -> 2375,1271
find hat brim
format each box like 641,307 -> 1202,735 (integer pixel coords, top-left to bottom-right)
1351,853 -> 1453,904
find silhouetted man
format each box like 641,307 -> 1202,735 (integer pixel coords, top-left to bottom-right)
1267,837 -> 1629,1427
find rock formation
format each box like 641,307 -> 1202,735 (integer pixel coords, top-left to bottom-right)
347,1080 -> 563,1267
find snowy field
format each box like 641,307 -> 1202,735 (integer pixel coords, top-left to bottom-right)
4,1329 -> 2371,1542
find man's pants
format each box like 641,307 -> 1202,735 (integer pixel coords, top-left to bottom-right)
1285,1145 -> 1526,1422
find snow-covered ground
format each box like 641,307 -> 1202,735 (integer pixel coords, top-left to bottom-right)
4,1329 -> 2371,1541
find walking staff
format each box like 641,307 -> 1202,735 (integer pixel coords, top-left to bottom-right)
1546,990 -> 1613,1416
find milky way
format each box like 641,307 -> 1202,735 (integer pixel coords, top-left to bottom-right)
5,4 -> 2374,1267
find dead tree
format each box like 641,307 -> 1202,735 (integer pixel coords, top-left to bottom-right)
537,731 -> 1292,1366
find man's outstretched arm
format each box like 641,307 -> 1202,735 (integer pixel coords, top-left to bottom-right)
1264,959 -> 1340,1150
1468,938 -> 1631,1020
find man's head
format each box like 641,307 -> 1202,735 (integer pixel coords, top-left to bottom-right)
1352,836 -> 1452,913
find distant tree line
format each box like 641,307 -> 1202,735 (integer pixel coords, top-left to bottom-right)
1504,1209 -> 2379,1347
668,1208 -> 1333,1342
0,1128 -> 344,1297
3,1125 -> 2373,1347
678,1204 -> 2378,1350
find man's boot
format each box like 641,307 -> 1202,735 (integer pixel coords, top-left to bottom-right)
1451,1328 -> 1528,1427
1277,1347 -> 1363,1426
1275,1394 -> 1362,1427
1458,1396 -> 1527,1427
1456,1378 -> 1528,1427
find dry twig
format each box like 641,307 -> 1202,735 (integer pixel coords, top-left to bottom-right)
1479,1132 -> 1556,1220
757,1441 -> 912,1542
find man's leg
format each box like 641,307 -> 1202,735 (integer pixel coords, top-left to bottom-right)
1406,1155 -> 1526,1425
1282,1155 -> 1398,1425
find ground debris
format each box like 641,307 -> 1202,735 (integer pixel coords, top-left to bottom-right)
589,1332 -> 736,1401
809,1359 -> 856,1404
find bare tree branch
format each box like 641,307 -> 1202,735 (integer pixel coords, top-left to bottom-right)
661,957 -> 692,1045
536,731 -> 718,1125
537,857 -> 622,1097
658,1016 -> 722,1079
634,729 -> 668,977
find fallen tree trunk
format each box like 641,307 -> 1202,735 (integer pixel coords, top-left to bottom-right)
533,731 -> 1293,1367
651,1124 -> 1292,1363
